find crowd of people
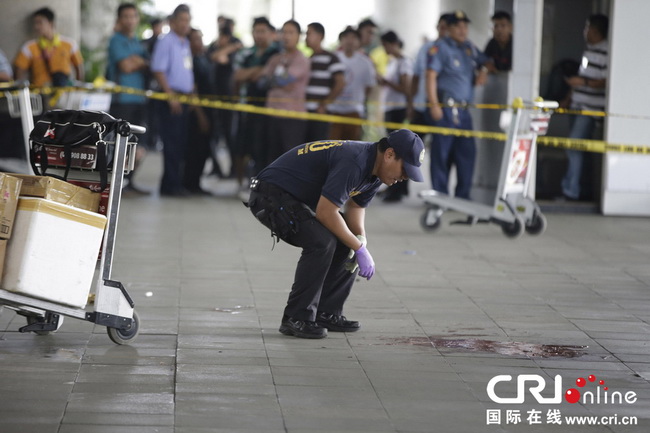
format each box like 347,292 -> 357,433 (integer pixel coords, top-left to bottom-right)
0,3 -> 607,203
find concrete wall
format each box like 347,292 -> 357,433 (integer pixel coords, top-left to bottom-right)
80,0 -> 120,81
602,0 -> 650,215
0,0 -> 80,68
374,0 -> 440,59
439,0 -> 493,49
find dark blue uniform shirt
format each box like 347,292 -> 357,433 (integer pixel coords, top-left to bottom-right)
256,140 -> 382,211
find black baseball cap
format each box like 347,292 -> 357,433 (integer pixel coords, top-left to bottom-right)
448,10 -> 471,25
387,129 -> 425,182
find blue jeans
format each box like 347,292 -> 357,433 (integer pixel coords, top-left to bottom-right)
561,115 -> 597,200
425,107 -> 476,199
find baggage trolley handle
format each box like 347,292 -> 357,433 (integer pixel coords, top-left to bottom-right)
92,121 -> 145,345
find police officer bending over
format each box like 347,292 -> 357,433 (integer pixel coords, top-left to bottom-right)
247,130 -> 425,339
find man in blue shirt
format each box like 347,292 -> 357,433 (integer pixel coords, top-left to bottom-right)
247,129 -> 425,339
151,3 -> 194,196
426,10 -> 488,200
107,2 -> 149,194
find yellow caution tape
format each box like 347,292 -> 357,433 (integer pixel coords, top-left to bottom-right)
538,136 -> 650,155
2,84 -> 649,154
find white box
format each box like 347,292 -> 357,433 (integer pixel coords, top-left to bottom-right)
1,197 -> 107,308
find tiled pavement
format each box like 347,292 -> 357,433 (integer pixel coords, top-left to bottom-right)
1,153 -> 649,432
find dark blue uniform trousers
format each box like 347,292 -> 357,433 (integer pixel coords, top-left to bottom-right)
159,103 -> 189,195
249,188 -> 356,322
426,107 -> 476,200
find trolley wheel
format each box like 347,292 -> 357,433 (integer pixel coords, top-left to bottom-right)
501,216 -> 525,239
420,207 -> 442,232
525,211 -> 547,235
107,310 -> 140,345
26,314 -> 64,336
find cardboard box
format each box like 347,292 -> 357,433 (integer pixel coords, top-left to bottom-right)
0,173 -> 22,239
10,174 -> 100,213
0,239 -> 7,282
1,197 -> 107,308
67,180 -> 110,215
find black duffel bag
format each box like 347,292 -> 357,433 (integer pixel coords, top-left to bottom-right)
29,109 -> 135,191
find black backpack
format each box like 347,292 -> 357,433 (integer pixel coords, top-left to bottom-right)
29,110 -> 136,190
542,59 -> 580,105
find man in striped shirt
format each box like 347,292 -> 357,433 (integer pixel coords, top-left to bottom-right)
562,14 -> 609,201
304,22 -> 346,142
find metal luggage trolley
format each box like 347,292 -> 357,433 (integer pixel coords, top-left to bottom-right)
419,97 -> 559,238
0,111 -> 145,345
0,82 -> 43,173
54,81 -> 112,112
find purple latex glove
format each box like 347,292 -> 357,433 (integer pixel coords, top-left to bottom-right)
355,244 -> 375,280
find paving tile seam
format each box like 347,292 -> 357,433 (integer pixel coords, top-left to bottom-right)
365,283 -> 487,425
243,248 -> 290,433
379,274 -> 645,407
170,282 -> 182,430
343,331 -> 402,433
459,270 -> 650,378
59,327 -> 94,431
458,288 -> 516,345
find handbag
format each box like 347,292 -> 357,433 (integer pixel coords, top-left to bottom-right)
29,110 -> 136,190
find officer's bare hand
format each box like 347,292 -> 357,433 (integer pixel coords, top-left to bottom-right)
565,76 -> 585,88
169,100 -> 183,115
197,112 -> 210,134
406,103 -> 414,122
475,68 -> 488,86
429,104 -> 443,122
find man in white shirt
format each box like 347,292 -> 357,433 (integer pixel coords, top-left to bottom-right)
328,27 -> 376,141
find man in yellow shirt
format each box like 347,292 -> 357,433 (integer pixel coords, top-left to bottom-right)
14,7 -> 84,87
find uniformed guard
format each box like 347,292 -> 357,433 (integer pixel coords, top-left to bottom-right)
425,10 -> 488,199
247,129 -> 425,339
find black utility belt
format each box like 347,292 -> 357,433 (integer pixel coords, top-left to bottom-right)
250,178 -> 314,220
441,98 -> 469,108
250,177 -> 284,195
436,91 -> 468,106
249,178 -> 315,243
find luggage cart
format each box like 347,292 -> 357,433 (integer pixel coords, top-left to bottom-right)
0,114 -> 145,345
0,82 -> 42,173
418,98 -> 558,238
54,81 -> 112,112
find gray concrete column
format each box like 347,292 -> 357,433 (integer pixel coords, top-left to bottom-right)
439,0 -> 493,49
216,0 -> 271,46
602,0 -> 650,215
0,0 -> 81,67
510,0 -> 543,199
510,0 -> 543,102
373,0 -> 441,58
